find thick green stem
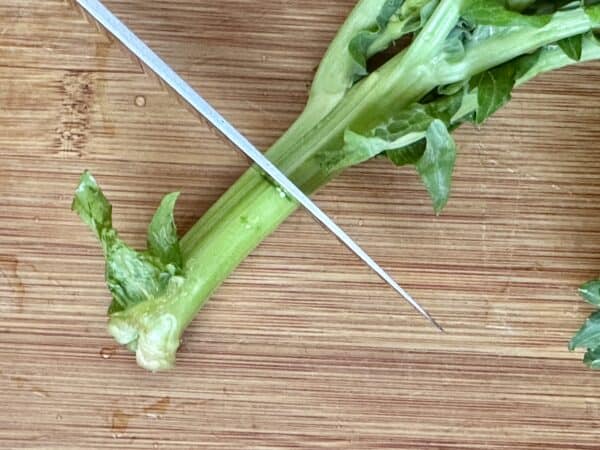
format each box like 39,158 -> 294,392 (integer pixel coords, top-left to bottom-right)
108,1 -> 600,371
109,164 -> 309,370
148,71 -> 434,359
177,169 -> 300,320
132,0 -> 592,335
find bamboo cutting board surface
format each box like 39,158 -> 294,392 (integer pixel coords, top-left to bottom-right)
3,1 -> 600,448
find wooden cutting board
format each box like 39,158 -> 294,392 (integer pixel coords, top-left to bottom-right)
3,1 -> 600,448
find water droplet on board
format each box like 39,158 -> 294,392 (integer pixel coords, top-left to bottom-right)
134,95 -> 146,107
100,347 -> 117,359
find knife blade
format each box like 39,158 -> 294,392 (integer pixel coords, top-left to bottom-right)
72,0 -> 443,331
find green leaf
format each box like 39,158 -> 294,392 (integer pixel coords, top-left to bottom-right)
340,128 -> 422,167
585,4 -> 600,24
441,20 -> 476,64
336,116 -> 457,213
558,34 -> 583,61
328,103 -> 435,171
462,0 -> 552,28
105,242 -> 167,314
583,347 -> 600,369
147,192 -> 182,268
442,32 -> 467,64
348,0 -> 406,81
71,171 -> 113,246
415,120 -> 457,214
325,87 -> 471,174
384,91 -> 470,166
513,48 -> 544,79
348,0 -> 437,81
424,93 -> 467,124
517,34 -> 600,85
579,280 -> 600,306
506,0 -> 537,11
438,81 -> 467,96
470,63 -> 517,124
386,139 -> 427,166
513,0 -> 579,15
73,171 -> 181,314
569,311 -> 600,350
323,94 -> 461,212
450,90 -> 478,123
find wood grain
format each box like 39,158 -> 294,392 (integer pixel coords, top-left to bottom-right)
2,1 -> 600,448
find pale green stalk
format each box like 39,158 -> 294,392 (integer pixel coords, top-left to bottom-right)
74,0 -> 600,371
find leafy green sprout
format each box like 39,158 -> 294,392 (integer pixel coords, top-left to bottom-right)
73,0 -> 600,371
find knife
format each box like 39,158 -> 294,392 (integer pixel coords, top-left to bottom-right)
72,0 -> 443,331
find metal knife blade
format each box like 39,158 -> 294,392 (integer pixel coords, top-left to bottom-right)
72,0 -> 443,331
